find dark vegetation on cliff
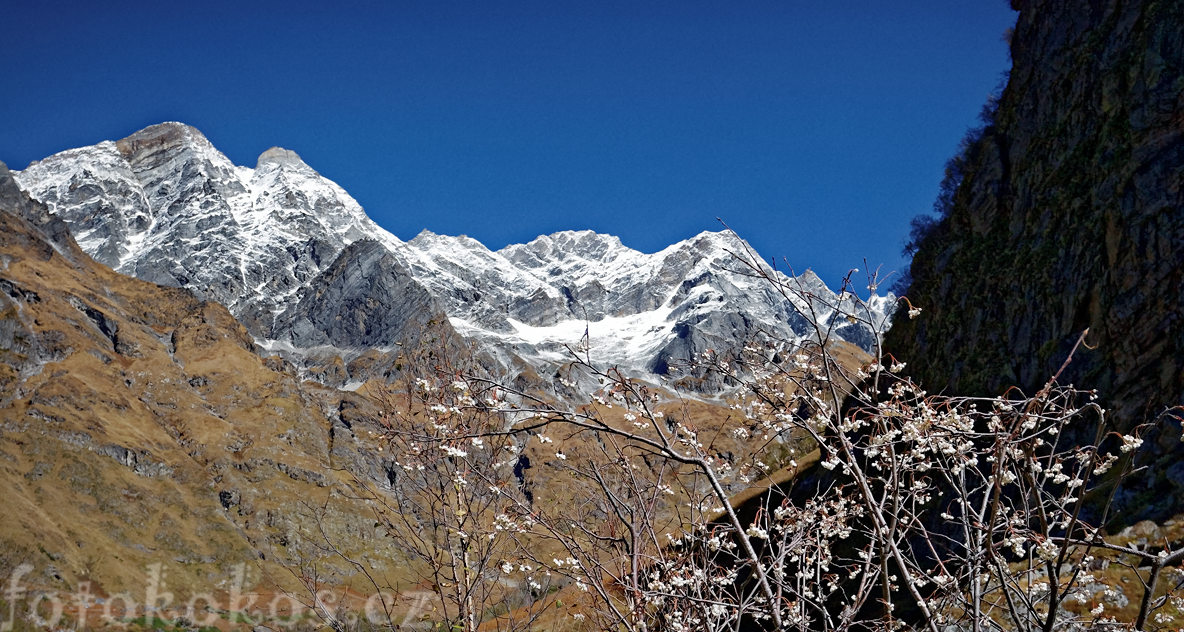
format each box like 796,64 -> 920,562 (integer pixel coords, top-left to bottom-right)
887,0 -> 1184,517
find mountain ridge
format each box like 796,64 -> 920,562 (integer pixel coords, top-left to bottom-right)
14,122 -> 894,390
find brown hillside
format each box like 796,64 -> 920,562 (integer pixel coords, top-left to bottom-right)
0,162 -> 405,609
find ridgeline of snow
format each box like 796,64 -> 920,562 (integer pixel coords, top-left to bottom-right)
15,122 -> 895,383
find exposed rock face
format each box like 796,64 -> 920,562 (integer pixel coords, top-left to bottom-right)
886,1 -> 1183,515
15,124 -> 894,389
0,162 -> 78,255
279,239 -> 446,348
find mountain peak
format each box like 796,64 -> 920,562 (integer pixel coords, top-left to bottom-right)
686,229 -> 743,247
502,230 -> 630,262
130,121 -> 202,136
409,228 -> 440,242
408,229 -> 486,249
541,229 -> 623,247
256,146 -> 310,171
113,122 -> 212,159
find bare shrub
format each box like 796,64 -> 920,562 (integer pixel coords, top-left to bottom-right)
307,234 -> 1181,631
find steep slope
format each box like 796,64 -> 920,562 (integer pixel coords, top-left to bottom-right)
0,161 -> 399,599
279,238 -> 445,349
15,124 -> 892,391
886,1 -> 1183,513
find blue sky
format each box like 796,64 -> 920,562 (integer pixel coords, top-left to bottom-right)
1,1 -> 1016,292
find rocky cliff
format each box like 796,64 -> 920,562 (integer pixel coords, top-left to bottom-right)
889,0 -> 1183,420
886,1 -> 1183,514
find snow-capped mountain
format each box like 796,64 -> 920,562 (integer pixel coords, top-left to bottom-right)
15,123 -> 400,339
404,229 -> 892,372
13,122 -> 894,387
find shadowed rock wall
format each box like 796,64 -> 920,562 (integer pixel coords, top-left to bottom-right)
889,0 -> 1183,425
886,0 -> 1184,518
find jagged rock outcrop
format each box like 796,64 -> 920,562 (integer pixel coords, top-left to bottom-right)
0,162 -> 80,257
886,1 -> 1183,515
279,239 -> 447,348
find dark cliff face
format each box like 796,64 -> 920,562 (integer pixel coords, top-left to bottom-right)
279,239 -> 451,349
887,0 -> 1184,429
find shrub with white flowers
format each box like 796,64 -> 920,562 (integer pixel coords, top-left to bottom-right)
306,241 -> 1182,632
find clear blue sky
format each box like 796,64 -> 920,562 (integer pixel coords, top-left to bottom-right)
1,1 -> 1016,292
